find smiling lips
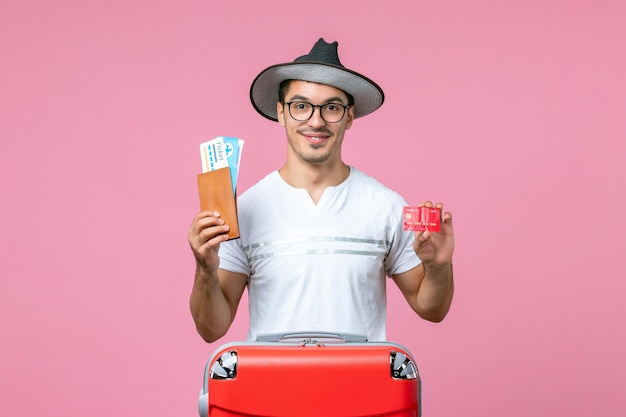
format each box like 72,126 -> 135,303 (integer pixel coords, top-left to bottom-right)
301,131 -> 331,144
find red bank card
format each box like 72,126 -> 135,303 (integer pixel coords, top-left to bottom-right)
403,206 -> 441,232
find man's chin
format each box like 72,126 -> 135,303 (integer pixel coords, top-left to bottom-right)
301,152 -> 331,164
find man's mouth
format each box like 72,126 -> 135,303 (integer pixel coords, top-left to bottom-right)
301,131 -> 331,144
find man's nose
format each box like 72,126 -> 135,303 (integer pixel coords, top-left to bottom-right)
307,106 -> 325,127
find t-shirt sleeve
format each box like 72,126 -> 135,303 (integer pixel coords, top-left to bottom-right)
384,199 -> 422,277
218,238 -> 250,276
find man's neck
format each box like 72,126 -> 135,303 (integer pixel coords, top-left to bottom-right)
279,161 -> 350,204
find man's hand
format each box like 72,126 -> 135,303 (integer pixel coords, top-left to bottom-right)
413,201 -> 454,267
188,211 -> 231,271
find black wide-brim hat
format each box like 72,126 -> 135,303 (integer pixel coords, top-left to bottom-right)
250,38 -> 385,122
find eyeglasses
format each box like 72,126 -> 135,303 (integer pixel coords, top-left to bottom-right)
283,101 -> 351,123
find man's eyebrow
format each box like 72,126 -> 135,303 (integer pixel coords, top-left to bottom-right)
287,94 -> 348,104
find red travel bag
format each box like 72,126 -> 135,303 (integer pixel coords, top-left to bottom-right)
198,332 -> 421,417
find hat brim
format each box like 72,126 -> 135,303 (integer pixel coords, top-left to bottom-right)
250,62 -> 384,122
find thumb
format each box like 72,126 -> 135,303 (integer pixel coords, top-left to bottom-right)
415,231 -> 431,244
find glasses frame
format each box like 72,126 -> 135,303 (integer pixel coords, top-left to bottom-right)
283,101 -> 351,123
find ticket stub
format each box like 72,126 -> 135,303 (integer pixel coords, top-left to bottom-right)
200,137 -> 229,173
200,136 -> 244,194
403,206 -> 441,232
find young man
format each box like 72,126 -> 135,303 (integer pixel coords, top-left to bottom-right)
188,38 -> 455,343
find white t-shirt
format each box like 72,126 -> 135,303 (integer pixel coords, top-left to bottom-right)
219,167 -> 421,341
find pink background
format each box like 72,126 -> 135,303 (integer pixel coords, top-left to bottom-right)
2,1 -> 625,416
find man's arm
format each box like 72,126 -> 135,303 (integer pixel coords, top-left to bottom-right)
392,201 -> 455,322
392,263 -> 454,322
188,211 -> 248,343
190,267 -> 248,343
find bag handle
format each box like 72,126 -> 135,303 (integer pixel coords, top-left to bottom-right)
255,331 -> 368,343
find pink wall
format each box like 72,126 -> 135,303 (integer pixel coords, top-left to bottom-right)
2,1 -> 625,416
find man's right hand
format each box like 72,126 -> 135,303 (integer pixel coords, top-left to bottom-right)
188,211 -> 231,272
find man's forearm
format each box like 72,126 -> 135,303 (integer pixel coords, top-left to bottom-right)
417,263 -> 454,322
189,267 -> 233,343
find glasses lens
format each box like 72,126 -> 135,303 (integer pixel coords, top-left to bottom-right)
289,102 -> 313,121
320,103 -> 345,123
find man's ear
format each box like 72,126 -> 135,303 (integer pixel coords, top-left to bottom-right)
345,105 -> 355,130
277,102 -> 286,127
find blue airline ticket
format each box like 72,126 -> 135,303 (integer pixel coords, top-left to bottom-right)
222,137 -> 244,193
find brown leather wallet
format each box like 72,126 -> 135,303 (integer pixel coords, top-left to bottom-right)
197,168 -> 240,240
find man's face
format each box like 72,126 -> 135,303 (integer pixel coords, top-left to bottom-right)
277,80 -> 354,165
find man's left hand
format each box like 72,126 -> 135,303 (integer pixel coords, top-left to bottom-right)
413,201 -> 455,267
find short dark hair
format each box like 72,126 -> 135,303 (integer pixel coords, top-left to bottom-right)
278,79 -> 354,106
